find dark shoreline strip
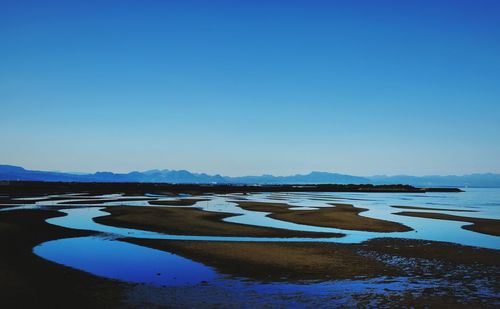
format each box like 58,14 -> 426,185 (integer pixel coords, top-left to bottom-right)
0,181 -> 463,197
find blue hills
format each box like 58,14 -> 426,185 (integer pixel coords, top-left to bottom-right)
1,165 -> 499,187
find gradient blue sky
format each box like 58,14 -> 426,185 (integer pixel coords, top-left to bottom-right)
1,0 -> 499,176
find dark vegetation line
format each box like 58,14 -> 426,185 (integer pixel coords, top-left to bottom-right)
0,181 -> 462,197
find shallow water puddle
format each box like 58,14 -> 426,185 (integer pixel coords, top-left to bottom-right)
34,236 -> 217,286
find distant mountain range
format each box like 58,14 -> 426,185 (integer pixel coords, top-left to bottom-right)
1,165 -> 499,187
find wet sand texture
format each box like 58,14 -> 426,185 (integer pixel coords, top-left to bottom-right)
236,201 -> 413,232
95,206 -> 343,238
391,205 -> 477,212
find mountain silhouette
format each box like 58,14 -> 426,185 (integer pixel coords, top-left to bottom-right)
1,165 -> 499,187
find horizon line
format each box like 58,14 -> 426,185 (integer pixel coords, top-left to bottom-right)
2,163 -> 499,178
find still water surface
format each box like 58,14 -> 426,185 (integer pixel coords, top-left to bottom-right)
3,188 -> 500,288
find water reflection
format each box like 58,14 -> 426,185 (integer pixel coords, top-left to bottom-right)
41,206 -> 499,250
34,236 -> 217,286
3,188 -> 500,249
5,188 -> 498,291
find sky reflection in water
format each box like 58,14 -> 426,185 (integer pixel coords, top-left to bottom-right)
34,236 -> 216,286
9,188 -> 500,287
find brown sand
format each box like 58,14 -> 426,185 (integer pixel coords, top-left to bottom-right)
94,206 -> 343,238
148,198 -> 210,206
126,236 -> 500,284
391,205 -> 477,212
126,239 -> 399,281
58,197 -> 155,205
236,201 -> 412,232
2,207 -> 498,308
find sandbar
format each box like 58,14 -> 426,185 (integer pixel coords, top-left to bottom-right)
236,201 -> 412,232
94,206 -> 343,238
394,211 -> 500,236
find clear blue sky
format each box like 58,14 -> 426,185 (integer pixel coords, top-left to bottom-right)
1,0 -> 499,176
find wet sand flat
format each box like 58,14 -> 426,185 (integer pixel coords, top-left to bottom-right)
2,198 -> 499,307
148,198 -> 210,206
1,186 -> 498,307
236,201 -> 412,232
58,197 -> 155,205
125,236 -> 500,307
391,205 -> 477,212
125,239 -> 399,281
0,195 -> 112,205
394,211 -> 500,236
95,206 -> 343,238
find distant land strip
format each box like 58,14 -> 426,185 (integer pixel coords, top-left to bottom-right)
2,165 -> 500,187
0,181 -> 462,197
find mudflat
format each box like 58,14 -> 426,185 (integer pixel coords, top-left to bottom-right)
391,205 -> 477,212
94,206 -> 343,238
124,237 -> 500,307
148,198 -> 210,206
236,201 -> 412,232
126,239 -> 399,281
394,211 -> 500,236
58,197 -> 156,204
2,205 -> 499,308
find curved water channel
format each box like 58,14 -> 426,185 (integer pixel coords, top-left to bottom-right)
22,189 -> 500,249
2,188 -> 500,291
